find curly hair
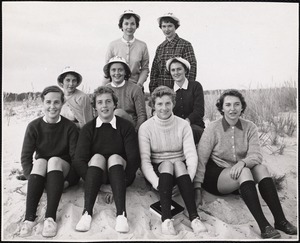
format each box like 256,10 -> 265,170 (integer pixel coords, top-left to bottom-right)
41,85 -> 64,103
149,86 -> 176,108
92,86 -> 118,108
118,13 -> 140,29
216,89 -> 247,116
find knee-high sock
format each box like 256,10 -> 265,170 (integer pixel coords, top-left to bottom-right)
45,170 -> 64,221
25,174 -> 45,221
158,173 -> 173,222
108,164 -> 126,216
240,180 -> 270,232
84,166 -> 103,216
258,177 -> 286,224
176,174 -> 198,221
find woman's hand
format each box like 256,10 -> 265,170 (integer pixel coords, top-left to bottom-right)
195,188 -> 203,207
230,161 -> 246,180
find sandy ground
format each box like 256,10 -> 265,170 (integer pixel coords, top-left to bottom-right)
1,107 -> 298,241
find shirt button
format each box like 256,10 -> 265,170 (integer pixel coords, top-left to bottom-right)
232,136 -> 234,138
232,146 -> 235,148
232,127 -> 234,129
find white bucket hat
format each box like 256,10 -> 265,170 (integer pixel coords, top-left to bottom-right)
103,56 -> 131,77
57,66 -> 82,88
119,9 -> 141,21
166,57 -> 190,73
157,12 -> 180,26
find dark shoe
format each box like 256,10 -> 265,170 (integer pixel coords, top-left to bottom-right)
275,220 -> 297,235
261,226 -> 281,239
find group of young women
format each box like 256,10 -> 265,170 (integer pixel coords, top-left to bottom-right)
19,10 -> 296,239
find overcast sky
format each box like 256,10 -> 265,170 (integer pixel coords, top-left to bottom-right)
2,1 -> 299,93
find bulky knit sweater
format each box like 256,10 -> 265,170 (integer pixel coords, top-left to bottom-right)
194,117 -> 262,189
107,81 -> 147,130
74,116 -> 140,185
138,114 -> 198,190
21,116 -> 79,179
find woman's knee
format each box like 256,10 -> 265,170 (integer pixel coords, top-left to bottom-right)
158,161 -> 174,175
251,164 -> 270,182
238,167 -> 254,183
174,161 -> 188,177
88,154 -> 106,170
31,159 -> 47,176
47,157 -> 70,177
108,154 -> 126,169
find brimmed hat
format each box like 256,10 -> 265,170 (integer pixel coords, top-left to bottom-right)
166,57 -> 190,72
119,9 -> 141,21
157,13 -> 180,26
103,56 -> 131,77
57,66 -> 82,88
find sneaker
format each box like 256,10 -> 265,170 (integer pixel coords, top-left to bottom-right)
115,212 -> 129,233
42,217 -> 57,237
261,225 -> 281,239
275,220 -> 297,235
191,217 -> 207,234
76,211 -> 92,232
20,220 -> 36,237
161,219 -> 177,235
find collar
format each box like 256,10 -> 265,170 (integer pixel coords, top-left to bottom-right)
162,33 -> 179,47
96,115 -> 117,129
222,117 -> 243,131
111,80 -> 126,87
43,115 -> 61,123
122,37 -> 135,44
174,78 -> 188,92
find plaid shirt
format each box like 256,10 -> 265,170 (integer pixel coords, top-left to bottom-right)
149,34 -> 197,93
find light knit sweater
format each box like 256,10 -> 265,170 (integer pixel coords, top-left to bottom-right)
107,81 -> 147,130
194,117 -> 263,189
138,114 -> 198,190
60,89 -> 94,128
105,38 -> 150,84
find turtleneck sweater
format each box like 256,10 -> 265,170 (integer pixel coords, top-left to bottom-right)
138,114 -> 197,190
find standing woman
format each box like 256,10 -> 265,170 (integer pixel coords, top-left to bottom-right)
166,57 -> 205,144
138,86 -> 207,236
57,66 -> 94,129
74,86 -> 140,233
19,86 -> 78,238
194,89 -> 297,239
104,56 -> 147,131
102,10 -> 149,89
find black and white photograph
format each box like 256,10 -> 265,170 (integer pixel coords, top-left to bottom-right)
2,1 -> 298,241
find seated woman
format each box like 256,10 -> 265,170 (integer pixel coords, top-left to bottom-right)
138,86 -> 207,236
57,66 -> 94,129
194,89 -> 297,239
74,86 -> 140,233
19,86 -> 79,238
166,57 -> 205,144
104,56 -> 147,131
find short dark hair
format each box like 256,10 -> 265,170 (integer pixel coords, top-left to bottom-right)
159,17 -> 179,29
104,62 -> 131,81
58,72 -> 80,85
41,85 -> 64,103
216,89 -> 247,116
118,14 -> 140,29
92,86 -> 118,108
168,59 -> 189,75
149,86 -> 176,108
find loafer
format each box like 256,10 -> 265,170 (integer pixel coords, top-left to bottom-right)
261,225 -> 281,239
275,220 -> 297,235
161,219 -> 177,235
42,217 -> 57,237
20,220 -> 36,237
